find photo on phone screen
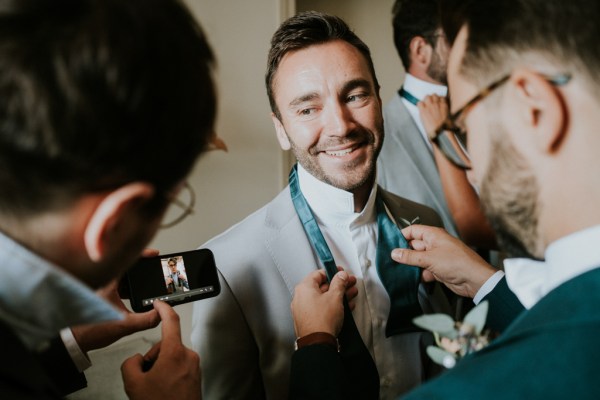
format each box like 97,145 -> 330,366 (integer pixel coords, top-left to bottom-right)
125,248 -> 220,312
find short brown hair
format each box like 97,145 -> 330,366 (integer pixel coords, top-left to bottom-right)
265,11 -> 379,119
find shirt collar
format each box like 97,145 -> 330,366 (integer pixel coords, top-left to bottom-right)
402,73 -> 447,101
504,225 -> 600,309
0,230 -> 122,351
543,225 -> 600,294
297,163 -> 377,229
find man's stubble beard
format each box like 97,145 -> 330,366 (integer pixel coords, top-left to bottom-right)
287,123 -> 384,192
479,122 -> 543,259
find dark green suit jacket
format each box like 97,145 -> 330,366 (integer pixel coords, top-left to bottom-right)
290,269 -> 599,399
403,267 -> 600,399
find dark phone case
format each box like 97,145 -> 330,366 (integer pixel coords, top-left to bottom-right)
125,248 -> 220,312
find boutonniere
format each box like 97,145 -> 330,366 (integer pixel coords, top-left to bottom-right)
413,300 -> 492,368
399,216 -> 420,227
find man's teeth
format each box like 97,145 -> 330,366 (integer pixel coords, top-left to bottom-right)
325,148 -> 352,156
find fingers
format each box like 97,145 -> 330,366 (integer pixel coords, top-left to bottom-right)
400,224 -> 427,241
121,353 -> 145,383
421,270 -> 436,283
391,248 -> 429,269
143,340 -> 162,366
142,248 -> 160,257
306,268 -> 329,287
153,300 -> 182,351
328,270 -> 349,299
124,309 -> 161,334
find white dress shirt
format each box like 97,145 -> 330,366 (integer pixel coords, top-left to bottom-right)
475,225 -> 600,310
400,73 -> 448,151
298,164 -> 412,399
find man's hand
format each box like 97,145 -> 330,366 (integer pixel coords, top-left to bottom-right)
392,225 -> 497,298
291,269 -> 355,338
121,301 -> 201,400
71,279 -> 160,353
418,94 -> 448,138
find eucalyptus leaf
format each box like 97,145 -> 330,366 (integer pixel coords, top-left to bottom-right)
413,313 -> 455,334
426,346 -> 457,368
463,300 -> 489,335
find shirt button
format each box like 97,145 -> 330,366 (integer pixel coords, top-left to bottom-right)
381,377 -> 391,387
365,259 -> 372,268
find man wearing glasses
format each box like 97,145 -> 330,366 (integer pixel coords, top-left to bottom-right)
290,0 -> 600,398
0,0 -> 216,398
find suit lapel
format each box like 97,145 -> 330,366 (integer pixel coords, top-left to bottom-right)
263,186 -> 321,296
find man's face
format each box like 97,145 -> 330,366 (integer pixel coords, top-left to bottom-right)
271,40 -> 383,193
169,263 -> 177,273
447,28 -> 541,258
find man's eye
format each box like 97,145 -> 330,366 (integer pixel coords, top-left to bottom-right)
299,108 -> 315,116
347,93 -> 367,103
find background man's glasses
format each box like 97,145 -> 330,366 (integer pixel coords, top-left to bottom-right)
431,72 -> 572,170
160,181 -> 196,229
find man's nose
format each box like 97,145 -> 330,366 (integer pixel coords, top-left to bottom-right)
323,101 -> 354,136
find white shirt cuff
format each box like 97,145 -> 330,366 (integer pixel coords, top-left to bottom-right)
473,270 -> 505,304
60,328 -> 92,372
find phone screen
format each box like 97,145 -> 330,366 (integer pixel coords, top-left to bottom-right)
124,249 -> 220,312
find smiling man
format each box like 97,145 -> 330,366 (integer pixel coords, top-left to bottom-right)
290,0 -> 600,399
191,11 -> 460,400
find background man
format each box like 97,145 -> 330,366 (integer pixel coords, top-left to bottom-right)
192,11 -> 457,400
291,0 -> 600,398
378,0 -> 495,249
0,0 -> 216,398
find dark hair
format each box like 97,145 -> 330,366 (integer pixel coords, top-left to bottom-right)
459,0 -> 600,89
168,258 -> 177,265
265,11 -> 379,120
392,0 -> 441,70
440,0 -> 473,45
0,0 -> 216,215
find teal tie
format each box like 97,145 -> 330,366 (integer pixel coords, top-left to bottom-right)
375,193 -> 423,336
289,165 -> 379,398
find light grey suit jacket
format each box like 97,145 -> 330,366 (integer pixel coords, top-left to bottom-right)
377,93 -> 458,237
191,185 -> 455,399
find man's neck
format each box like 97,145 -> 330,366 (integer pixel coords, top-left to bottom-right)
402,73 -> 447,99
296,164 -> 377,215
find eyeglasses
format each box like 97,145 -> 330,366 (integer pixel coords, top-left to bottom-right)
160,181 -> 196,229
431,72 -> 572,170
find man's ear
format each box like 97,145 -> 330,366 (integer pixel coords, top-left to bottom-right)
84,182 -> 155,262
271,113 -> 291,150
409,36 -> 433,68
507,68 -> 567,153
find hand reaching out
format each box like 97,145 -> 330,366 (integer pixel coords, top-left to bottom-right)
291,269 -> 356,338
392,225 -> 498,298
121,301 -> 202,400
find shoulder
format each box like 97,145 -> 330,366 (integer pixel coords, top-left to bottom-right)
201,187 -> 300,274
379,187 -> 443,228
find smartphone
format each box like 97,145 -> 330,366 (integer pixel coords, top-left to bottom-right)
124,248 -> 220,312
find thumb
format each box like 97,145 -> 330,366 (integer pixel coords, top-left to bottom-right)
391,248 -> 428,269
329,271 -> 349,298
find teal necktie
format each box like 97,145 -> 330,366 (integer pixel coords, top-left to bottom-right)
398,87 -> 420,106
375,193 -> 423,336
289,165 -> 379,398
